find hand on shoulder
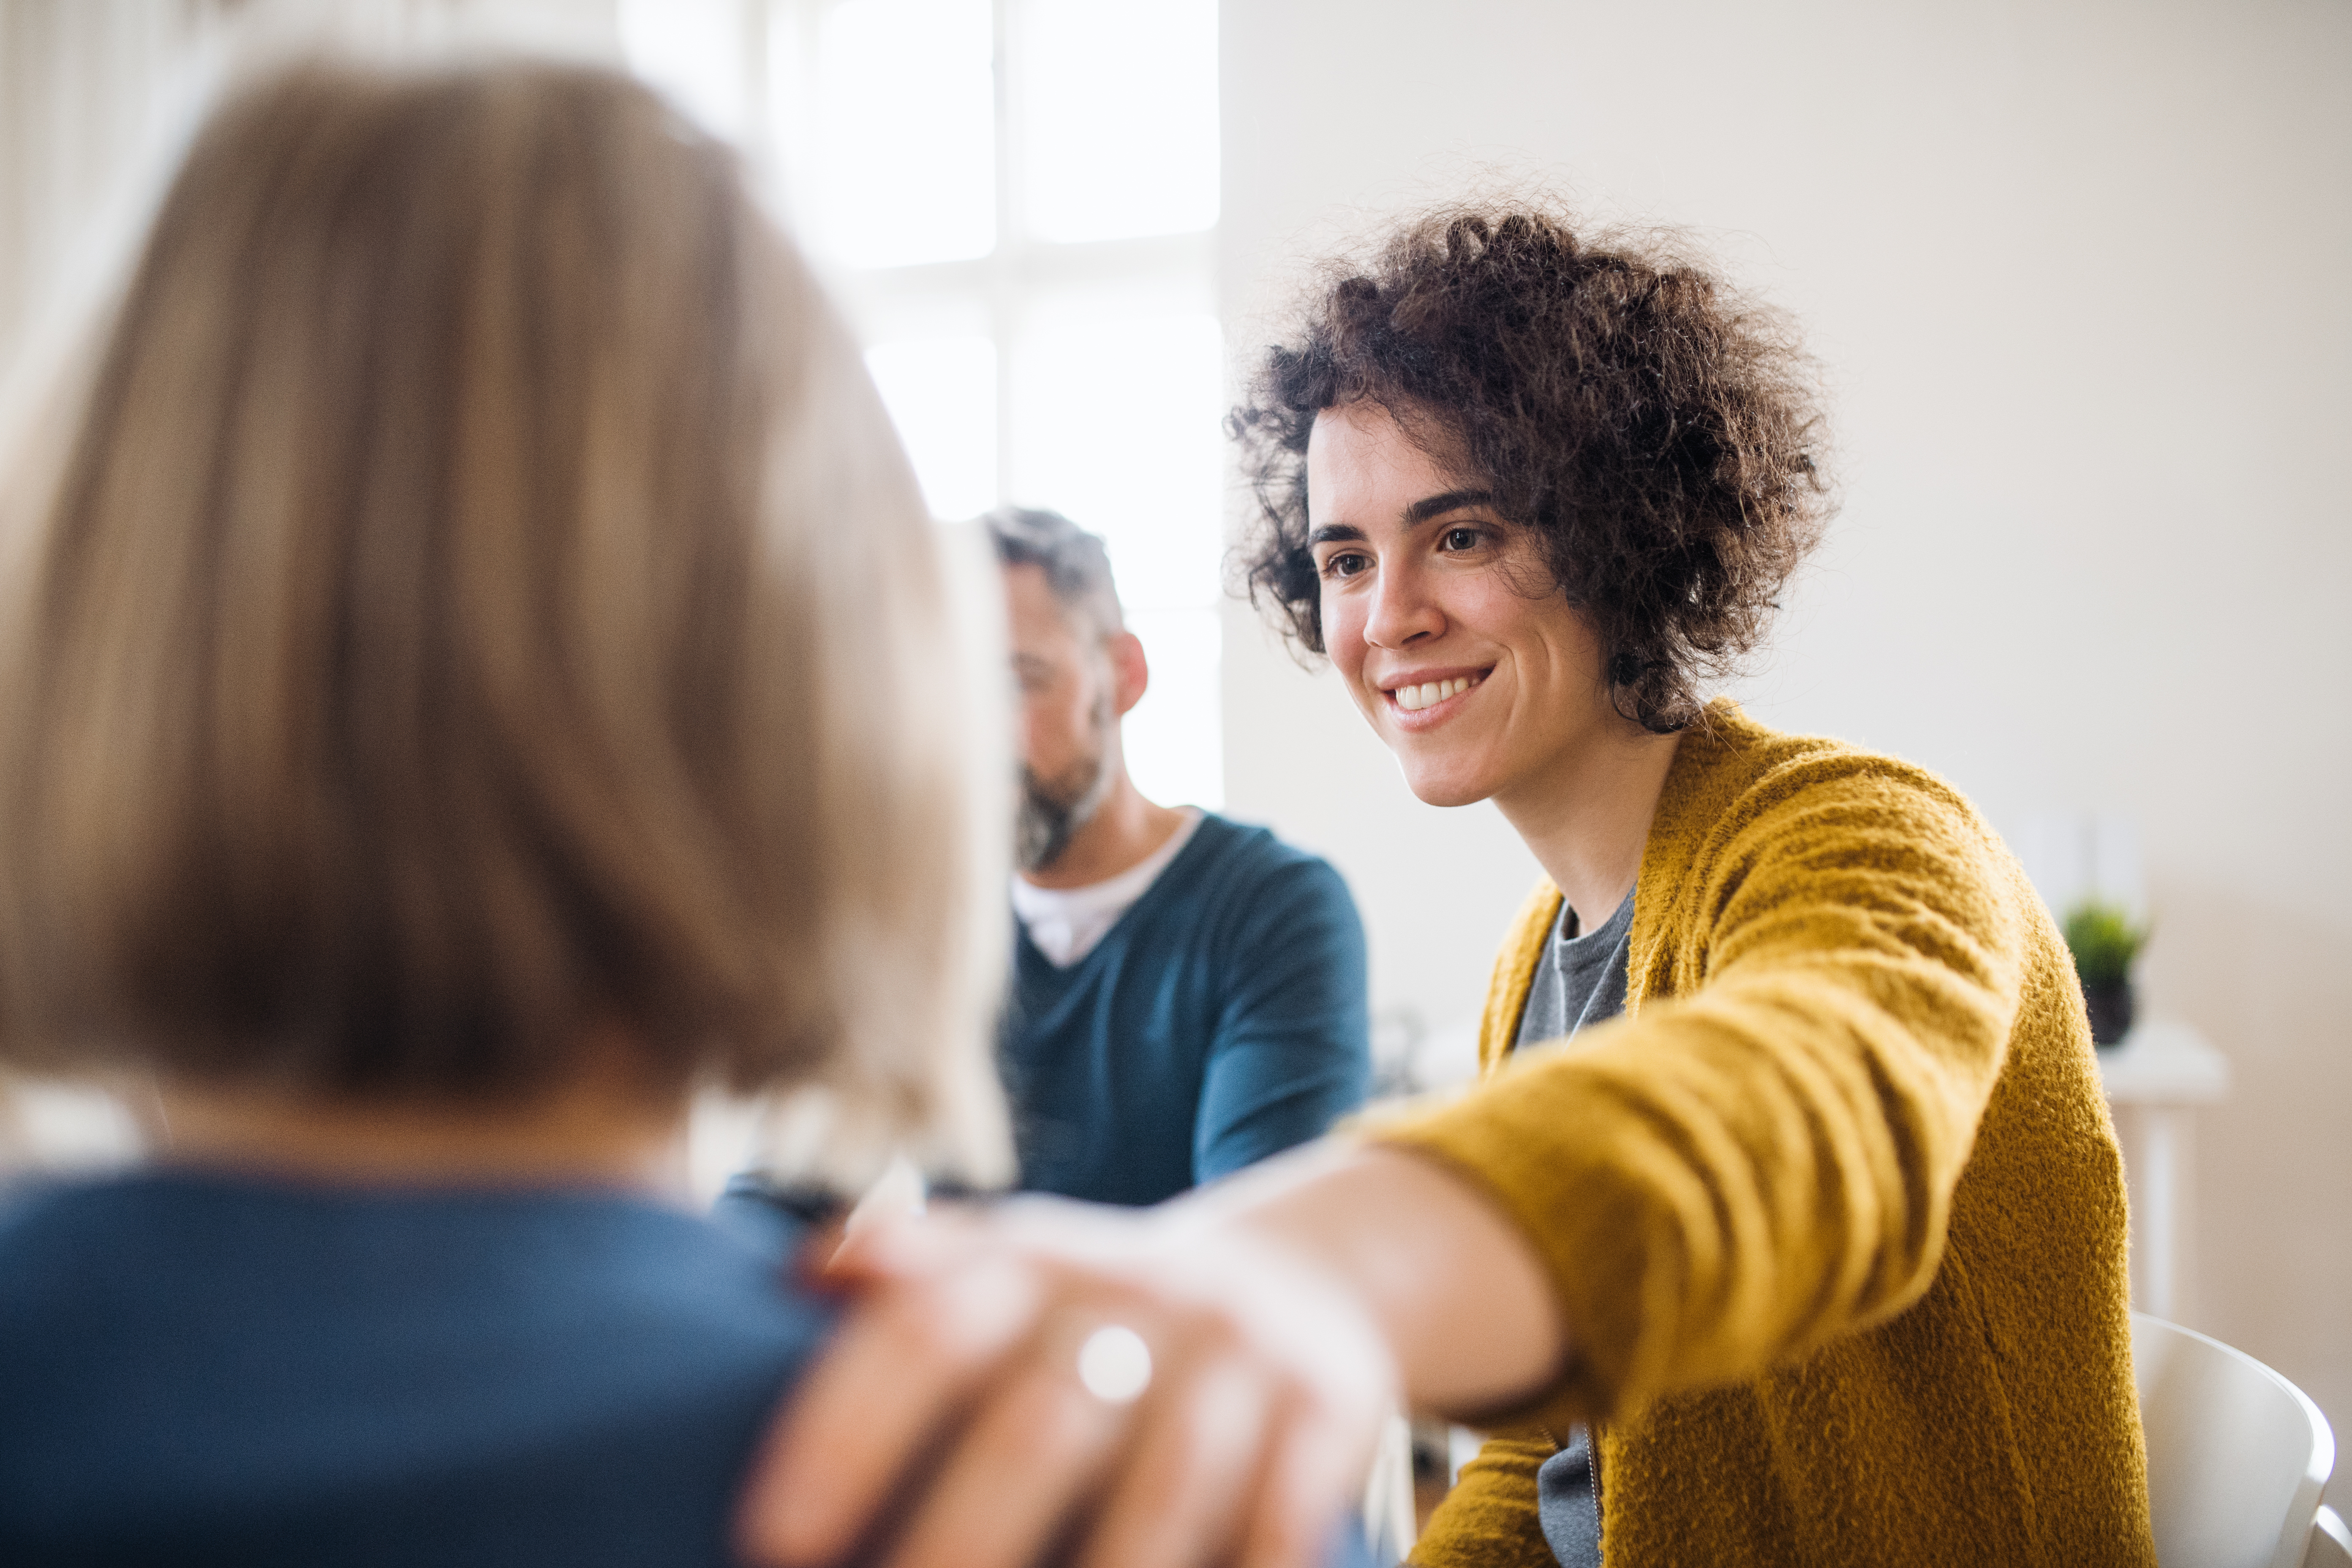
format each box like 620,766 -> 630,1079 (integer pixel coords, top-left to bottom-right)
737,1191 -> 1398,1568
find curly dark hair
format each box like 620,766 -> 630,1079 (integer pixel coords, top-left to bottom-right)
1230,205 -> 1831,733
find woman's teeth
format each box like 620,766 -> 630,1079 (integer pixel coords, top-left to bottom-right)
1393,676 -> 1473,712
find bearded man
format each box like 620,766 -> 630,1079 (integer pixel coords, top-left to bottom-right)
986,507 -> 1370,1204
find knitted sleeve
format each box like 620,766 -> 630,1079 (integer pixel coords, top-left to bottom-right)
1367,751 -> 2030,1432
1407,1428 -> 1559,1568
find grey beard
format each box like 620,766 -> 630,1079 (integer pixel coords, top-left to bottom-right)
1015,751 -> 1113,873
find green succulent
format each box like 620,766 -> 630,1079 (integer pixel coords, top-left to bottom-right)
2061,900 -> 2149,989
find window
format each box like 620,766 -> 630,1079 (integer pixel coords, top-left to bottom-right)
621,0 -> 1225,811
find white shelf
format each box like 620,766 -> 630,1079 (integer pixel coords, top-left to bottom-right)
2092,1018 -> 2227,1319
2096,1018 -> 2231,1105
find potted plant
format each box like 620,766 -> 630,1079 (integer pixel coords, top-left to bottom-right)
2061,900 -> 2150,1048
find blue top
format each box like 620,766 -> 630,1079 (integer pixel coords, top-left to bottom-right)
999,812 -> 1371,1205
0,1171 -> 829,1567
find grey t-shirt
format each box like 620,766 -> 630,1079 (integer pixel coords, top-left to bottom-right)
1516,887 -> 1635,1050
1512,887 -> 1635,1568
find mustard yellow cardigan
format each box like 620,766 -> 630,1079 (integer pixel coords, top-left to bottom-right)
1371,703 -> 2153,1567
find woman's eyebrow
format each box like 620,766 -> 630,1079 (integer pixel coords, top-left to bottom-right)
1404,487 -> 1496,525
1307,523 -> 1366,545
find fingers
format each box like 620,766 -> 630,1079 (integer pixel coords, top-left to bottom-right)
884,1332 -> 1129,1568
1233,1385 -> 1382,1568
1075,1347 -> 1270,1568
737,1248 -> 1043,1566
738,1201 -> 1400,1568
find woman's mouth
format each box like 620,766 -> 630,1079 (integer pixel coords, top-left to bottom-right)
1383,670 -> 1488,716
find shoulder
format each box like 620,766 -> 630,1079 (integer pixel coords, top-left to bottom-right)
0,1174 -> 182,1321
0,1173 -> 832,1368
1180,815 -> 1362,935
1637,702 -> 2029,985
1662,702 -> 1994,863
0,1173 -> 834,1559
1182,813 -> 1353,897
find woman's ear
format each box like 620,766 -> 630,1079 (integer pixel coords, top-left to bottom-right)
1107,631 -> 1150,719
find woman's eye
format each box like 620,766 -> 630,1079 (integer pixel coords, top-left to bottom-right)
1440,527 -> 1481,552
1320,551 -> 1371,579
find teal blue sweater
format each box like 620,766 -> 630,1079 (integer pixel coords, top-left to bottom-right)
999,814 -> 1370,1204
3,1170 -> 1383,1567
0,1171 -> 827,1565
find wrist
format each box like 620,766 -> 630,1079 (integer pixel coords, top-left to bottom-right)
1173,1141 -> 1569,1415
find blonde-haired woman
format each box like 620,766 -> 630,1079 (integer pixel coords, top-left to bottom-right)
0,57 -> 1005,1563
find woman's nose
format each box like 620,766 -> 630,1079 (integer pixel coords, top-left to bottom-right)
1364,563 -> 1444,649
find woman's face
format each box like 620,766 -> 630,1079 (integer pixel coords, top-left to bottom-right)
1305,400 -> 1617,811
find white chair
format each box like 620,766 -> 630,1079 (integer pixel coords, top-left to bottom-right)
2132,1312 -> 2334,1568
2304,1505 -> 2351,1568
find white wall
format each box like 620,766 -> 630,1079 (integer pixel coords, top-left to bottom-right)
0,2 -> 199,374
0,0 -> 626,374
1218,0 -> 2352,1443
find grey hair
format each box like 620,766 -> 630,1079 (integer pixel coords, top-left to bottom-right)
981,506 -> 1124,637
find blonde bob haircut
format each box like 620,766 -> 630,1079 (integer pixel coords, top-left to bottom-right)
0,59 -> 1010,1181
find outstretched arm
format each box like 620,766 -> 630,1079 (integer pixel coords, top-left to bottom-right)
738,761 -> 2034,1568
1374,755 -> 2031,1430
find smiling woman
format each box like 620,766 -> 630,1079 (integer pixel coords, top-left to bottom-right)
1235,209 -> 1826,737
1215,205 -> 2150,1568
733,200 -> 2151,1568
1303,400 -> 1630,825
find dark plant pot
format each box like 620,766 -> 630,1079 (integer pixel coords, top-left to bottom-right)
2085,979 -> 2135,1048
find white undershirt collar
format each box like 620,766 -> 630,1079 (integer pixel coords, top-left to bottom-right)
1010,808 -> 1204,969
